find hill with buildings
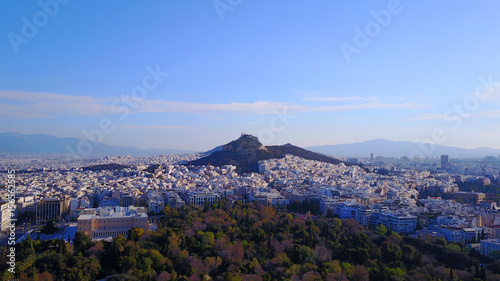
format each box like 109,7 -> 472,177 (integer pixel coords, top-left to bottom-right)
188,134 -> 349,174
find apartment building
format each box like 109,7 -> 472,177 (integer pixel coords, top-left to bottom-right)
370,211 -> 418,235
120,193 -> 135,207
148,199 -> 164,214
481,239 -> 500,259
437,226 -> 484,243
1,203 -> 12,232
485,225 -> 500,239
165,191 -> 184,208
452,192 -> 486,204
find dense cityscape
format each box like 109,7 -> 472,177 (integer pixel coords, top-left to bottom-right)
2,134 -> 500,280
3,1 -> 500,280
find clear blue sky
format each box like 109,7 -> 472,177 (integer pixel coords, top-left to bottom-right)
2,1 -> 500,151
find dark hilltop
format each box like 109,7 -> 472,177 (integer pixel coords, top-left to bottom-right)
188,134 -> 351,174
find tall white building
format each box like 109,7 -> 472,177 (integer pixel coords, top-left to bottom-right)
69,197 -> 90,216
1,203 -> 13,232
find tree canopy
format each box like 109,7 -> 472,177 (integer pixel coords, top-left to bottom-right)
2,201 -> 497,280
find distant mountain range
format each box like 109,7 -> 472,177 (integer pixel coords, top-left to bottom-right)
0,132 -> 195,157
307,139 -> 500,158
189,134 -> 350,174
3,132 -> 498,160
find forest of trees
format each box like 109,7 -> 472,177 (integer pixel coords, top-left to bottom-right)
3,201 -> 500,281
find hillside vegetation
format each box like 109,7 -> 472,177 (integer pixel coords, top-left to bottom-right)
5,201 -> 499,281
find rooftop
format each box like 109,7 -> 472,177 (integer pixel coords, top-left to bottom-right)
77,206 -> 147,220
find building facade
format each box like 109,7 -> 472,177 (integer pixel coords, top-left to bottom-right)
485,225 -> 500,239
36,198 -> 63,223
148,199 -> 164,214
99,197 -> 119,207
441,155 -> 449,168
165,191 -> 184,208
370,211 -> 418,235
481,239 -> 500,259
1,203 -> 13,232
182,192 -> 220,206
77,206 -> 149,239
452,192 -> 486,204
120,193 -> 135,207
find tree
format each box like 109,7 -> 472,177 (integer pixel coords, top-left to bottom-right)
435,237 -> 447,247
480,229 -> 486,240
416,219 -> 423,230
129,227 -> 144,242
18,235 -> 35,261
332,218 -> 342,228
352,265 -> 370,281
385,267 -> 405,280
376,224 -> 387,236
326,209 -> 335,218
41,220 -> 58,234
73,231 -> 94,254
386,227 -> 393,236
128,229 -> 135,242
297,245 -> 315,265
59,238 -> 67,255
341,262 -> 355,278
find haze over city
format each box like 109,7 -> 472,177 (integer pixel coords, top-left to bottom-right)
2,1 -> 500,151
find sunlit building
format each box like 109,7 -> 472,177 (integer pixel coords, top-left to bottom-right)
77,206 -> 148,239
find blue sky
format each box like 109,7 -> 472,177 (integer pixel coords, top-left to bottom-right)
2,0 -> 500,151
